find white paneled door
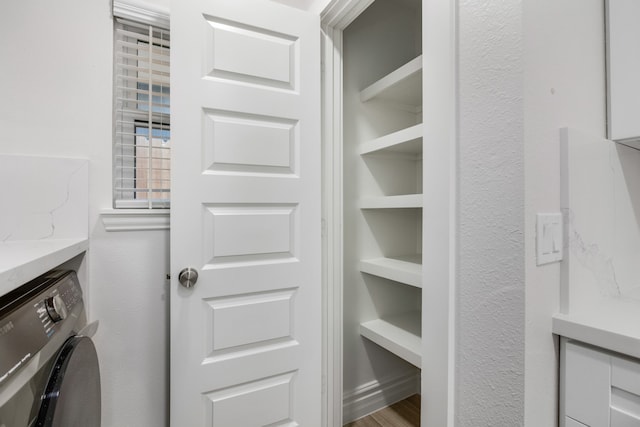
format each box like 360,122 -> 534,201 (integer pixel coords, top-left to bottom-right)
170,1 -> 321,425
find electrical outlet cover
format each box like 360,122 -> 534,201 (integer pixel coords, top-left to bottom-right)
536,213 -> 563,265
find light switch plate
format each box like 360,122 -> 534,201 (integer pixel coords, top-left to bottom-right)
536,213 -> 563,265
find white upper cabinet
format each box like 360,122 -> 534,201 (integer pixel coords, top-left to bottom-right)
606,0 -> 640,146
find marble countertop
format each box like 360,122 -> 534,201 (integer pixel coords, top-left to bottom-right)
553,297 -> 640,359
0,239 -> 88,297
555,129 -> 640,360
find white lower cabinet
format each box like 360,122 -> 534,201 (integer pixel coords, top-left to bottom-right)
561,338 -> 640,427
562,339 -> 610,426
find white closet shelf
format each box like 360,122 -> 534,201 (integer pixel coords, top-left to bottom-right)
359,124 -> 423,156
360,255 -> 422,288
359,55 -> 422,110
360,311 -> 422,368
360,194 -> 422,209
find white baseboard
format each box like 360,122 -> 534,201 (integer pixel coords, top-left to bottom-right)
342,371 -> 420,424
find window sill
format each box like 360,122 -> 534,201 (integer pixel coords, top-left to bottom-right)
101,209 -> 170,232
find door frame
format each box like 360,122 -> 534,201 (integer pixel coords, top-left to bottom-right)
320,0 -> 458,425
320,2 -> 374,425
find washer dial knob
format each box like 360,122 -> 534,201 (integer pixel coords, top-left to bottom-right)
45,295 -> 68,323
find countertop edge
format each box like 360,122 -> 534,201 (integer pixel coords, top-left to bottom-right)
553,308 -> 640,360
0,239 -> 89,297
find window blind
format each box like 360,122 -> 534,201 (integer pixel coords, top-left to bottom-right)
114,18 -> 170,208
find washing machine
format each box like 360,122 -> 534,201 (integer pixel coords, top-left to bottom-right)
0,270 -> 100,427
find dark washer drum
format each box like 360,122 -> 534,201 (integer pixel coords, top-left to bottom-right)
36,336 -> 101,427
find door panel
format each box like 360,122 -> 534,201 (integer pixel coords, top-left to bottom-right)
203,204 -> 296,262
204,19 -> 296,87
205,288 -> 296,354
202,110 -> 296,174
204,372 -> 295,426
170,1 -> 321,425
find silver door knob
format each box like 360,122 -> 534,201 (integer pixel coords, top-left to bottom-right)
178,268 -> 199,288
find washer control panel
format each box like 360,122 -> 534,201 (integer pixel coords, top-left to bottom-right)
0,271 -> 83,385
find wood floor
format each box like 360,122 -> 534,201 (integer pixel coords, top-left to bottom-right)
344,394 -> 421,427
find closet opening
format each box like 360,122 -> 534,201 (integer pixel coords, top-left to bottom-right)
340,0 -> 423,424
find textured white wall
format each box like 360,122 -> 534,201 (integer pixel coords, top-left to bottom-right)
0,1 -> 170,426
457,0 -> 525,425
523,1 -> 606,425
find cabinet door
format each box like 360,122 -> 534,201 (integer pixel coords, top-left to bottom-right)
606,0 -> 640,142
563,341 -> 611,426
611,408 -> 640,427
611,356 -> 640,426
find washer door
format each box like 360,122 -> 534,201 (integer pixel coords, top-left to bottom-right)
35,336 -> 101,427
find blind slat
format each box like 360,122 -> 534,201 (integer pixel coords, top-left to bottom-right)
115,84 -> 169,95
115,92 -> 170,103
115,163 -> 170,169
116,73 -> 170,85
114,138 -> 171,146
115,28 -> 170,48
116,122 -> 169,134
115,160 -> 170,166
115,187 -> 171,192
116,54 -> 169,69
115,178 -> 171,184
115,40 -> 169,57
115,101 -> 171,111
115,105 -> 170,114
116,61 -> 170,75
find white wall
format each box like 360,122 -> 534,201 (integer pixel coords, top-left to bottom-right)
523,1 -> 606,426
0,1 -> 170,426
91,228 -> 169,426
456,0 -> 525,425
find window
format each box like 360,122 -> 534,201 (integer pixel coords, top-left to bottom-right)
113,18 -> 170,208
